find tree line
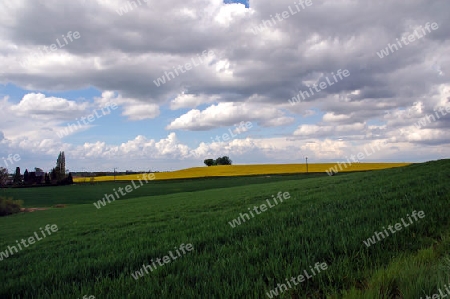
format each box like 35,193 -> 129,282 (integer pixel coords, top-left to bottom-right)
204,156 -> 232,166
0,151 -> 73,187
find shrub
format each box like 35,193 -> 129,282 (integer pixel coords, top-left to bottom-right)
0,196 -> 24,216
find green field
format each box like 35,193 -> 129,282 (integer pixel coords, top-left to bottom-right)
0,160 -> 449,298
0,173 -> 324,208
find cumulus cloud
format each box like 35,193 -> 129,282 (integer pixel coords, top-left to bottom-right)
167,102 -> 294,130
293,123 -> 366,138
170,92 -> 219,110
94,91 -> 160,120
10,93 -> 89,120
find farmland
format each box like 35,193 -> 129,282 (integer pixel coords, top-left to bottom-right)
72,162 -> 411,183
0,160 -> 449,298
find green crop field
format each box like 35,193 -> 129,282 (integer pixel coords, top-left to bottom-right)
0,160 -> 449,298
0,173 -> 324,208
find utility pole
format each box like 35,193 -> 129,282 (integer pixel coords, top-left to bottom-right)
114,167 -> 117,182
306,157 -> 308,174
81,167 -> 86,183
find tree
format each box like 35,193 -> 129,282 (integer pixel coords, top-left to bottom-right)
61,152 -> 65,174
0,167 -> 8,186
35,167 -> 43,172
45,173 -> 51,184
55,152 -> 66,182
67,173 -> 73,184
23,169 -> 29,184
204,159 -> 216,166
28,172 -> 36,184
216,156 -> 232,165
203,156 -> 232,166
13,167 -> 21,184
50,168 -> 57,181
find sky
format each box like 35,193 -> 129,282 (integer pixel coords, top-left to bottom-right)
0,0 -> 449,173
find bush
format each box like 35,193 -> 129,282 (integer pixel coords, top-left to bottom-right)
0,196 -> 24,216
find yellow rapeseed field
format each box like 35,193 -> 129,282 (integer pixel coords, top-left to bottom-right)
73,163 -> 411,183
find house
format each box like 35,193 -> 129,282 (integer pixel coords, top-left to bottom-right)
28,171 -> 45,184
5,174 -> 14,185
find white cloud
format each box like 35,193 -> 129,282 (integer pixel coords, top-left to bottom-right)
10,93 -> 89,120
94,91 -> 160,120
170,92 -> 218,110
167,102 -> 294,130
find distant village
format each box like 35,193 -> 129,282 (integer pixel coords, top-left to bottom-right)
0,151 -> 164,187
1,152 -> 72,187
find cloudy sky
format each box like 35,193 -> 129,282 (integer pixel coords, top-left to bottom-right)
0,0 -> 449,173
